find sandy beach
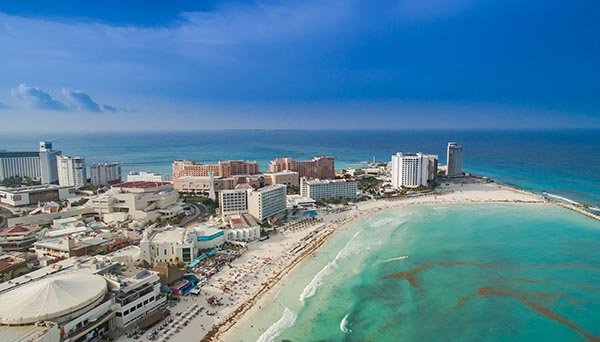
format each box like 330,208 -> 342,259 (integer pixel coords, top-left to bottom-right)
207,180 -> 547,342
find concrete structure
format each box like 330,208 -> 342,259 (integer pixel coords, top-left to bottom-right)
0,151 -> 41,181
247,184 -> 287,222
390,152 -> 429,188
0,254 -> 166,342
90,162 -> 122,186
0,225 -> 44,251
447,142 -> 463,177
88,181 -> 182,224
219,185 -> 251,216
265,170 -> 300,187
427,155 -> 439,181
0,272 -> 114,342
57,155 -> 87,188
139,225 -> 226,265
0,184 -> 76,207
100,265 -> 166,329
0,141 -> 63,184
300,178 -> 358,202
38,141 -> 62,184
172,160 -> 259,178
269,156 -> 335,179
127,171 -> 172,182
225,213 -> 261,241
286,195 -> 317,209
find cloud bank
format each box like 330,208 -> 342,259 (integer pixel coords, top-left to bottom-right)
9,84 -> 119,113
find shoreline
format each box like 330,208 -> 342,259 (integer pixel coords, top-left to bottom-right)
209,179 -> 592,342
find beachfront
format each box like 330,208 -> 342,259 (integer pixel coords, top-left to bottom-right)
200,180 -> 550,342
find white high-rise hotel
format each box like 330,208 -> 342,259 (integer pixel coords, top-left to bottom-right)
58,155 -> 87,188
390,152 -> 430,188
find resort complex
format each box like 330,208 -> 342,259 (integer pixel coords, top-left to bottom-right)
0,138 -> 598,342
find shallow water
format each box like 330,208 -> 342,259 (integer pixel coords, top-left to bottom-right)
237,204 -> 600,342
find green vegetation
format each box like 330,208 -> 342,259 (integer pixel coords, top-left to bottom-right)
70,198 -> 89,207
0,176 -> 41,188
358,177 -> 383,194
286,185 -> 300,195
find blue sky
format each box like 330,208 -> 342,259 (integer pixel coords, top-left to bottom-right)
0,0 -> 599,131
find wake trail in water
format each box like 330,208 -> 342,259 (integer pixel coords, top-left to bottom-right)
380,255 -> 409,263
256,308 -> 297,342
340,313 -> 352,333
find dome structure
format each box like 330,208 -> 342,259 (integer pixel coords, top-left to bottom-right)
0,273 -> 107,325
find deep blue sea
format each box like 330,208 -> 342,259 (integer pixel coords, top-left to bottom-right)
0,129 -> 599,205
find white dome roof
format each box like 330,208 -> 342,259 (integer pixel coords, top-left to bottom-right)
0,273 -> 107,324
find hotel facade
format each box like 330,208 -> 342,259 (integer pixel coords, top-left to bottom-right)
300,178 -> 358,202
247,184 -> 287,222
390,152 -> 430,188
172,160 -> 259,178
269,156 -> 335,180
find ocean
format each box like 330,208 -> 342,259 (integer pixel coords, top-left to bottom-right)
236,204 -> 600,342
1,129 -> 599,340
1,129 -> 599,206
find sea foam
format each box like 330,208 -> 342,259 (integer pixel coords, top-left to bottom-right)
299,230 -> 364,302
256,308 -> 297,342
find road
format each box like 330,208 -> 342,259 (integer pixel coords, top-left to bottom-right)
180,202 -> 206,227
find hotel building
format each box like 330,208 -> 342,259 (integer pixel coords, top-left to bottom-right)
427,155 -> 439,181
58,155 -> 87,188
0,141 -> 62,184
219,185 -> 251,216
90,162 -> 122,186
269,156 -> 335,180
447,142 -> 463,177
172,160 -> 259,178
390,152 -> 429,188
300,178 -> 358,202
247,184 -> 287,222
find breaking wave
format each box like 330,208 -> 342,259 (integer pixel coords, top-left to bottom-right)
256,308 -> 297,342
299,230 -> 364,302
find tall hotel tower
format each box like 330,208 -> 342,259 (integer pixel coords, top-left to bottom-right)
446,142 -> 463,177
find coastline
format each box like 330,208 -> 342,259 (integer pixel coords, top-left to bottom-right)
207,179 -> 579,342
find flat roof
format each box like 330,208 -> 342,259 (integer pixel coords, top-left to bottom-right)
0,184 -> 73,194
111,181 -> 171,189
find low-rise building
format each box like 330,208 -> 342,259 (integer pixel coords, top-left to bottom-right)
300,178 -> 358,202
87,181 -> 182,224
0,184 -> 75,207
264,171 -> 299,187
0,224 -> 44,252
225,214 -> 261,242
247,184 -> 287,222
100,264 -> 166,329
127,171 -> 172,182
139,225 -> 226,266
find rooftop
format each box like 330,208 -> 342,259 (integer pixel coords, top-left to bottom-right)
111,181 -> 171,189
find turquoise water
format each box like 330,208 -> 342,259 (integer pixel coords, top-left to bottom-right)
237,204 -> 600,342
0,129 -> 599,206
